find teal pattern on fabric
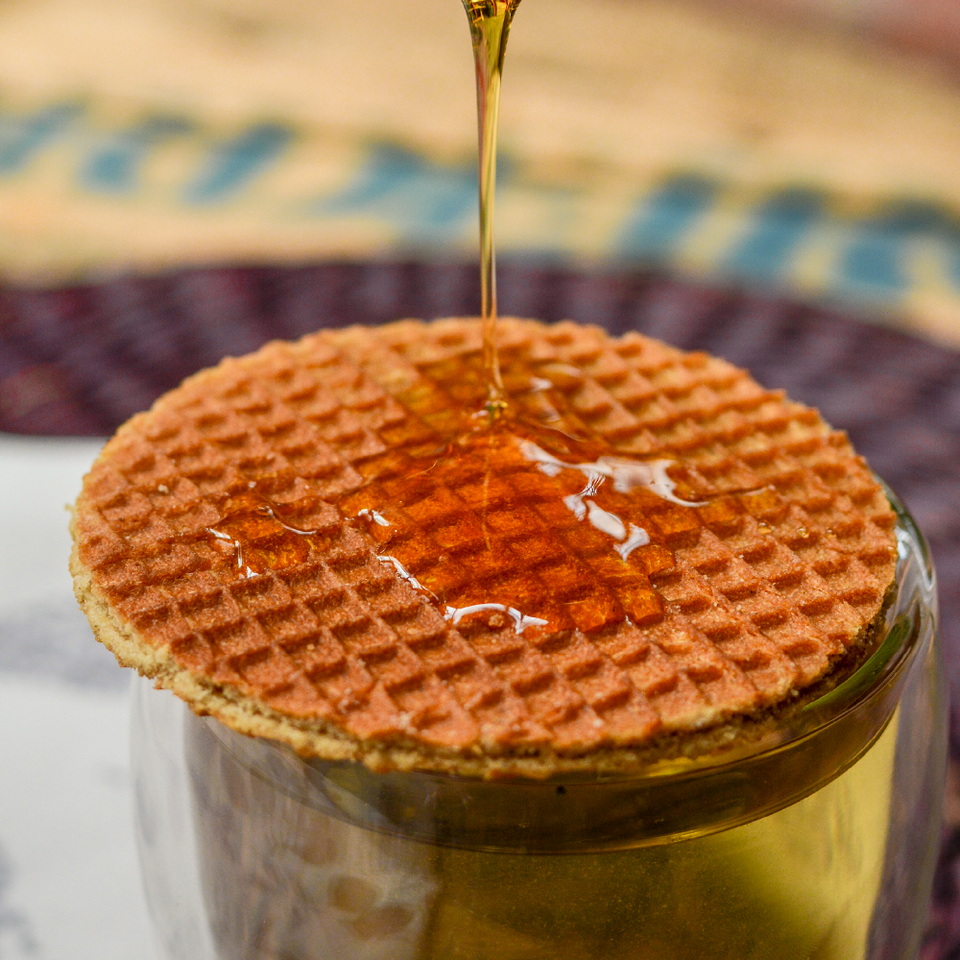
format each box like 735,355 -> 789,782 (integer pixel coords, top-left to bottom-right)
182,122 -> 294,204
839,201 -> 951,296
0,101 -> 84,173
725,189 -> 825,281
313,144 -> 480,241
617,175 -> 719,262
7,95 -> 960,324
81,115 -> 194,193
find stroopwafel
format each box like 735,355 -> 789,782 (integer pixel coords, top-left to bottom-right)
70,318 -> 897,777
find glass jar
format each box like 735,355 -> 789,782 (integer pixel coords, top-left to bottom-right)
131,488 -> 946,960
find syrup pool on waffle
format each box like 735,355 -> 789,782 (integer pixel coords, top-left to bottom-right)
203,364 -> 766,642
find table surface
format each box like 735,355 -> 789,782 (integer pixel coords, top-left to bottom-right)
0,433 -> 159,960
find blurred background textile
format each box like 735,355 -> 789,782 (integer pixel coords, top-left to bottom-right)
3,0 -> 960,957
5,0 -> 960,344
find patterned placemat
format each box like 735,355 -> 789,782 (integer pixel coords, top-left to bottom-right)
2,259 -> 958,952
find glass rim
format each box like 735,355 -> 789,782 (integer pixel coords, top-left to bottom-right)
585,480 -> 932,784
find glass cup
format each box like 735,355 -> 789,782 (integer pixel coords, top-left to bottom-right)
131,487 -> 946,960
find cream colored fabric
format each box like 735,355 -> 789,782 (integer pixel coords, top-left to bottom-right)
2,0 -> 960,343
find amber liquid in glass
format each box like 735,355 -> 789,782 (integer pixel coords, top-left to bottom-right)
420,728 -> 898,960
188,709 -> 898,960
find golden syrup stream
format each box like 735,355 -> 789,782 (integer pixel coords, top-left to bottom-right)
202,0 -> 771,640
462,0 -> 520,414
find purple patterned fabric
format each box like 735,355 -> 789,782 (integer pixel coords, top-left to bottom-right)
2,260 -> 957,951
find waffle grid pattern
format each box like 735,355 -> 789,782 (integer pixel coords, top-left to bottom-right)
73,319 -> 896,756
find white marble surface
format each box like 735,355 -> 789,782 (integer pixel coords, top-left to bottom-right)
0,433 -> 160,960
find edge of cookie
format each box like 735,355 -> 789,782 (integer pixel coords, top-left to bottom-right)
69,515 -> 889,781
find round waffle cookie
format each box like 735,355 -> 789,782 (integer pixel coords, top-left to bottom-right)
70,318 -> 897,777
